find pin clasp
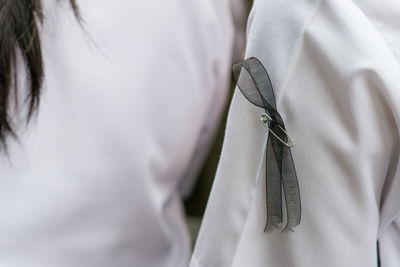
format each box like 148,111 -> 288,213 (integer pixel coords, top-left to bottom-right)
260,113 -> 294,147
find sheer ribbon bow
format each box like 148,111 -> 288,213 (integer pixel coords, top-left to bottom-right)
233,57 -> 301,232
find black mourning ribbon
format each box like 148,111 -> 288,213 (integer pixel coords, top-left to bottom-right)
233,57 -> 301,233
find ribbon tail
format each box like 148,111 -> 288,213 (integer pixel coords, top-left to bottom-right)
264,136 -> 283,233
281,146 -> 302,232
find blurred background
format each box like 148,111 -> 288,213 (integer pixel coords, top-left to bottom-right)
0,1 -> 255,265
184,0 -> 253,244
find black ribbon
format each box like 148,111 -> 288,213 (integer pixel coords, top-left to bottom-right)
233,57 -> 301,233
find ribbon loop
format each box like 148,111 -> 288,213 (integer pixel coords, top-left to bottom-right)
233,57 -> 302,233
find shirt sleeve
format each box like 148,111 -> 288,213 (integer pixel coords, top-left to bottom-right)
190,0 -> 400,266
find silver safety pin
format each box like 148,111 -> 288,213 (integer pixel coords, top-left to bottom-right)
260,113 -> 294,148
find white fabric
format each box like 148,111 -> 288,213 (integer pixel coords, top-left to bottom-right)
191,0 -> 400,266
0,1 -> 233,267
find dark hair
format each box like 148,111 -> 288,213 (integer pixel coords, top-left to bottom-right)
0,0 -> 79,151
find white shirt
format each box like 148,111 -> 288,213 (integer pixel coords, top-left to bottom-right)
190,0 -> 400,266
0,1 -> 233,266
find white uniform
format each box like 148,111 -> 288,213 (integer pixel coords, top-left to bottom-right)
190,0 -> 400,266
0,1 -> 233,266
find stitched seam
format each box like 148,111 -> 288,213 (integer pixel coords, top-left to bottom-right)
276,0 -> 323,107
355,4 -> 400,69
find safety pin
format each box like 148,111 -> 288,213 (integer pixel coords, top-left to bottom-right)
260,113 -> 294,147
